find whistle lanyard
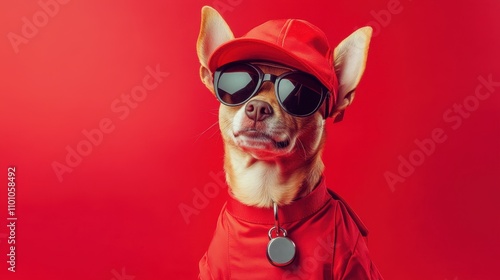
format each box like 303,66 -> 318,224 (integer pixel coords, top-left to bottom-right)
266,202 -> 296,266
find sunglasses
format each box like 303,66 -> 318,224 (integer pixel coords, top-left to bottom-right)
213,62 -> 332,117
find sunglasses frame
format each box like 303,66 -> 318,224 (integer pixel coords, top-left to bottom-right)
213,61 -> 332,118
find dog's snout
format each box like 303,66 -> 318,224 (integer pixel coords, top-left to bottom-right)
245,100 -> 273,122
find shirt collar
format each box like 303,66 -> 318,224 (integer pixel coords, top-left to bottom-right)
226,178 -> 330,224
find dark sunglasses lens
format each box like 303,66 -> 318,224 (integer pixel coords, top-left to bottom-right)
216,64 -> 259,105
277,73 -> 324,116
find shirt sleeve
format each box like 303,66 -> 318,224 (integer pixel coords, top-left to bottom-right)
198,252 -> 214,280
340,233 -> 384,280
333,201 -> 384,280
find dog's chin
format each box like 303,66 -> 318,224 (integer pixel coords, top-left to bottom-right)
233,130 -> 294,160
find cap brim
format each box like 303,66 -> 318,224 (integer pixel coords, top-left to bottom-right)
207,38 -> 335,98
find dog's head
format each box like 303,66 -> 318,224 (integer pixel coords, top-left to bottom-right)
196,6 -> 371,163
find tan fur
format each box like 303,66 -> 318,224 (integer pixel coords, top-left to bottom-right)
197,6 -> 372,207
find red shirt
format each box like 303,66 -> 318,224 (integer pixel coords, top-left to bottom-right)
199,179 -> 383,279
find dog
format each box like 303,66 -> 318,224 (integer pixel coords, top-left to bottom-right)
196,6 -> 383,280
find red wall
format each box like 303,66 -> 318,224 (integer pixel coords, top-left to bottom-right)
0,0 -> 499,279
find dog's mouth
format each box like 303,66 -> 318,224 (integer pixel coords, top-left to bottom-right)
233,130 -> 291,152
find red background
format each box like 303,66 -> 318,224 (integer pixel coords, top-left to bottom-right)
0,0 -> 499,279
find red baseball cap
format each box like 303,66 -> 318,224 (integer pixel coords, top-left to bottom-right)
208,19 -> 339,103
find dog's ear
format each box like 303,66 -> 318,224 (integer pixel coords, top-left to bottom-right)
332,27 -> 372,117
196,6 -> 234,93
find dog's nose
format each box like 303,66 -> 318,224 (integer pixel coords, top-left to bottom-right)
245,100 -> 273,121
